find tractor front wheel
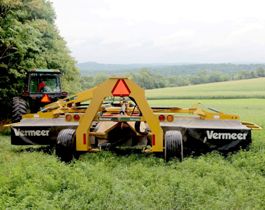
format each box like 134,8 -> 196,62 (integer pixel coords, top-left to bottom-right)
164,130 -> 184,162
12,97 -> 29,122
56,129 -> 77,162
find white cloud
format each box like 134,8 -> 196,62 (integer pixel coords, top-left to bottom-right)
51,0 -> 265,63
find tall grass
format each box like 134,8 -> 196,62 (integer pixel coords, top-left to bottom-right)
0,98 -> 265,209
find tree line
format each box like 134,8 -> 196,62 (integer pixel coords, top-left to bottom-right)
0,0 -> 80,117
80,68 -> 265,90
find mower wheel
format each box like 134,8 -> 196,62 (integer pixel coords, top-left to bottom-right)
12,97 -> 29,122
164,130 -> 183,162
56,129 -> 77,162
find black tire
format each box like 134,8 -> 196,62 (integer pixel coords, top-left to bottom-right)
56,129 -> 77,162
164,130 -> 183,162
12,97 -> 29,122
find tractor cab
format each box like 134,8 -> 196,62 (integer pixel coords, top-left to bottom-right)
12,69 -> 67,122
22,69 -> 67,112
28,72 -> 61,94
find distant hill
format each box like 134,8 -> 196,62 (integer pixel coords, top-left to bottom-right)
77,62 -> 166,75
77,62 -> 265,75
146,77 -> 265,99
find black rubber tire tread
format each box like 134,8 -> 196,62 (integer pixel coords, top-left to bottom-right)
12,97 -> 29,122
56,129 -> 76,162
164,130 -> 183,162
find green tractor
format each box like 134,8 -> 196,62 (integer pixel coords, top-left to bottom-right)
12,69 -> 68,122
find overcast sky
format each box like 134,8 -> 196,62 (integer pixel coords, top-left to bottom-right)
50,0 -> 265,64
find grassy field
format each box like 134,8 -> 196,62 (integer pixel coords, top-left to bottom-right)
146,78 -> 265,99
1,80 -> 265,209
1,99 -> 265,209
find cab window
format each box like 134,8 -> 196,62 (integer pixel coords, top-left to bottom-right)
29,76 -> 60,93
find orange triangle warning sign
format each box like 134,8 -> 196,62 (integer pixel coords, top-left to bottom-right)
112,79 -> 131,96
41,94 -> 51,103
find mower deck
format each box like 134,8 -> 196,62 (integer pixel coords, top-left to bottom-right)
8,77 -> 260,162
11,116 -> 251,154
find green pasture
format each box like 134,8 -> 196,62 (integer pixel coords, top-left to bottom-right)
1,78 -> 265,209
0,98 -> 265,209
146,78 -> 265,99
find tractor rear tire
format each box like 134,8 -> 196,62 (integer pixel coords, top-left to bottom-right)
56,129 -> 77,162
12,97 -> 29,122
164,130 -> 183,162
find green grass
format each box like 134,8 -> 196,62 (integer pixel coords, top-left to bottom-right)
146,77 -> 265,99
0,98 -> 265,209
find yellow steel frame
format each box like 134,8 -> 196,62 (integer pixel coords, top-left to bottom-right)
75,78 -> 163,152
152,104 -> 240,120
